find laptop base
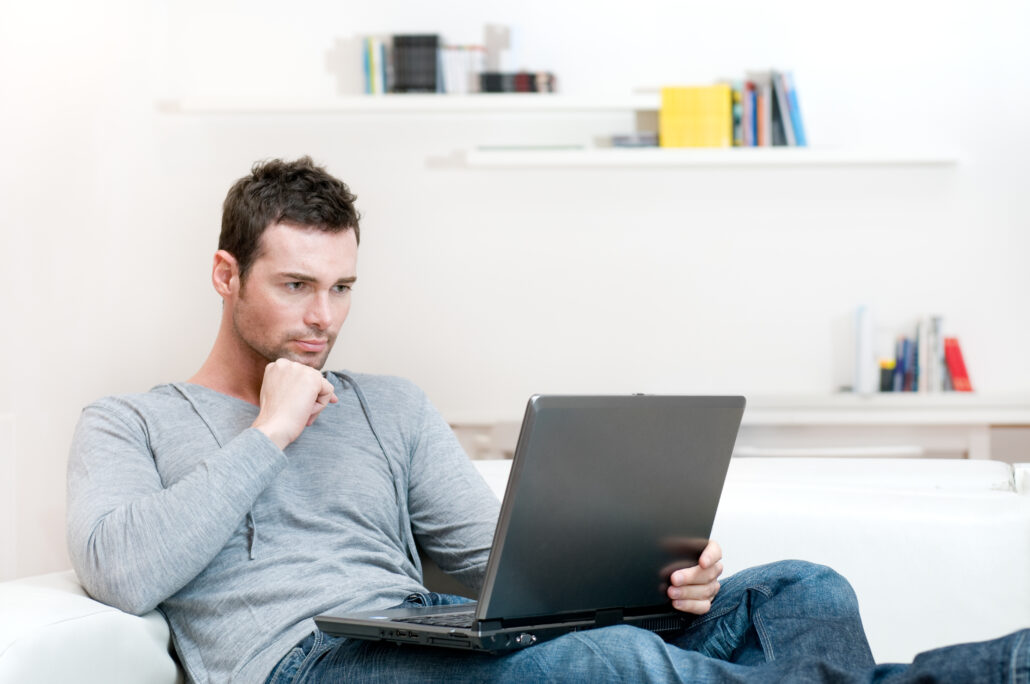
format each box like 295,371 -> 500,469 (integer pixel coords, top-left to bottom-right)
316,603 -> 690,654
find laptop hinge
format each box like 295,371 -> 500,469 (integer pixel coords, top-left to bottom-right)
478,620 -> 502,631
595,608 -> 623,628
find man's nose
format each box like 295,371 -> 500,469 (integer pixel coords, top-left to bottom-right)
304,292 -> 331,330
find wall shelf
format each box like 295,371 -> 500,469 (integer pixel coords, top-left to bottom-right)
463,147 -> 960,168
162,94 -> 659,114
449,394 -> 1030,461
160,95 -> 958,168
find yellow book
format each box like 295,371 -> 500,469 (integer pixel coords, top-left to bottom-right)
659,85 -> 732,148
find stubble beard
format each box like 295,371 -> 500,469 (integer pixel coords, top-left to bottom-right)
231,309 -> 335,371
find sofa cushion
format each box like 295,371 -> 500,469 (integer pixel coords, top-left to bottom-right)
0,571 -> 180,684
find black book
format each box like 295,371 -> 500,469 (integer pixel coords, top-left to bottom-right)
770,83 -> 787,146
391,34 -> 439,93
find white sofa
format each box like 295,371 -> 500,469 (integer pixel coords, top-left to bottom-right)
3,457 -> 1029,683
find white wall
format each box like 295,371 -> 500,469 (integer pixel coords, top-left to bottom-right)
1,0 -> 1028,578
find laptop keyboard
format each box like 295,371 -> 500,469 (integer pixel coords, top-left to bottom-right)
394,611 -> 476,629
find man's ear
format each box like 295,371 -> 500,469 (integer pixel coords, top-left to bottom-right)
212,250 -> 240,298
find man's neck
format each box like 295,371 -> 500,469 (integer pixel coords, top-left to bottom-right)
188,328 -> 266,405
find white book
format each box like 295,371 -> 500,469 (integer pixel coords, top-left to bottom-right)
917,318 -> 929,393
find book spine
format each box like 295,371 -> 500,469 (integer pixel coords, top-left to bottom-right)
741,83 -> 753,146
892,337 -> 905,391
363,38 -> 372,94
784,71 -> 807,146
944,338 -> 973,391
771,70 -> 796,146
370,37 -> 382,94
903,338 -> 916,391
916,319 -> 929,393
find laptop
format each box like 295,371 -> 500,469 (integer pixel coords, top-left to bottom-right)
315,394 -> 745,653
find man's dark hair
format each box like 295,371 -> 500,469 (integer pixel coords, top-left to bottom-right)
219,156 -> 361,282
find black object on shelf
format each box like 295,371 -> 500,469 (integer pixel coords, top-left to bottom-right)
392,34 -> 439,93
479,71 -> 557,93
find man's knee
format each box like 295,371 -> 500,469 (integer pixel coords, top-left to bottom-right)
548,624 -> 674,675
728,559 -> 861,617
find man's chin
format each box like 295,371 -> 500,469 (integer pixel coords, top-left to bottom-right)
274,350 -> 330,370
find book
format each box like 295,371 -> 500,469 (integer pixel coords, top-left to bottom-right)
659,85 -> 732,148
926,315 -> 946,392
783,71 -> 807,146
770,70 -> 796,146
391,34 -> 439,93
944,338 -> 973,392
916,319 -> 928,392
903,337 -> 916,391
731,81 -> 743,146
892,337 -> 906,391
745,71 -> 773,147
741,82 -> 755,146
362,36 -> 391,94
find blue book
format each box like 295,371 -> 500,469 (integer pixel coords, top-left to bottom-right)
784,71 -> 807,146
893,338 -> 905,392
903,337 -> 917,391
749,88 -> 758,146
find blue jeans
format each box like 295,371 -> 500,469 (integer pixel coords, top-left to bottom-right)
265,560 -> 1030,683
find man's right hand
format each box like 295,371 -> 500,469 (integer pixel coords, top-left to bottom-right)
251,359 -> 338,450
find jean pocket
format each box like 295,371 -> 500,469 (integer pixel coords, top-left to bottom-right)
265,645 -> 306,684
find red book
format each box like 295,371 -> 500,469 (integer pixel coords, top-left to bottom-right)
944,337 -> 973,392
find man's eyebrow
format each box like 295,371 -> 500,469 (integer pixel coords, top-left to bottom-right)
278,273 -> 357,284
280,272 -> 317,283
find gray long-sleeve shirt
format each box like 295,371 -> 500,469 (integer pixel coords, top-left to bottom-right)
66,372 -> 500,683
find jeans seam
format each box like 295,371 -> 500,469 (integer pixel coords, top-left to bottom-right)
1009,630 -> 1028,683
567,631 -> 623,679
266,645 -> 304,684
751,608 -> 774,662
292,631 -> 334,684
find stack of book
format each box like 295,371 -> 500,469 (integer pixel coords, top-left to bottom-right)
885,319 -> 973,393
658,70 -> 806,148
856,311 -> 973,394
362,34 -> 557,95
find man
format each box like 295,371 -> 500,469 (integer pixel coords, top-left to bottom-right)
67,157 -> 1026,683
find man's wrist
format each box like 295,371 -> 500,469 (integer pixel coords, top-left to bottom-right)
253,422 -> 291,451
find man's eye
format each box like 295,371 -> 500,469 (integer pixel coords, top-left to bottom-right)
333,284 -> 352,294
285,282 -> 304,291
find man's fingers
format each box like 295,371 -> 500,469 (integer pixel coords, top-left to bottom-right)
317,380 -> 337,406
671,561 -> 723,587
668,580 -> 720,602
699,540 -> 723,568
307,388 -> 336,426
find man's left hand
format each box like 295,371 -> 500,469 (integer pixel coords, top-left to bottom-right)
667,540 -> 723,615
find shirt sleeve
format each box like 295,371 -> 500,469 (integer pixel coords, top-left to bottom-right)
65,400 -> 288,615
405,393 -> 501,592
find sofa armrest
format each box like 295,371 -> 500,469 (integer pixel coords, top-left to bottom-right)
0,570 -> 181,684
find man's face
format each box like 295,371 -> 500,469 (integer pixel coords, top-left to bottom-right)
230,223 -> 358,370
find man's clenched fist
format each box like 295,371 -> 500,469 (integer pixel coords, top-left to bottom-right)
251,359 -> 338,450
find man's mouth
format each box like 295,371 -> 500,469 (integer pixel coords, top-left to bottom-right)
294,339 -> 328,353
